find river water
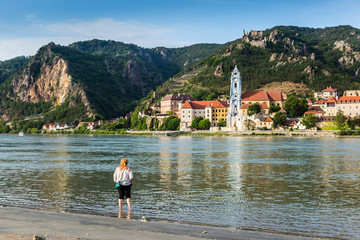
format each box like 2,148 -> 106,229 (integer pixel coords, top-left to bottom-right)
0,134 -> 359,238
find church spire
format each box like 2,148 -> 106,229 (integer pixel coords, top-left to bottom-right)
228,65 -> 242,117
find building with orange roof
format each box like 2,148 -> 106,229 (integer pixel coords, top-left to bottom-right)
336,96 -> 360,117
239,90 -> 286,116
324,97 -> 336,116
160,93 -> 194,114
314,87 -> 338,100
312,100 -> 326,110
304,106 -> 326,117
180,100 -> 229,128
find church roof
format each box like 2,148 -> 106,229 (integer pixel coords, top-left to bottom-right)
241,91 -> 284,102
240,103 -> 269,109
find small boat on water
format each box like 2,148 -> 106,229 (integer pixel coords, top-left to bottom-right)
18,132 -> 24,136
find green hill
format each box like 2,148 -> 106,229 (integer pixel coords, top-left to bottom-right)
0,40 -> 223,122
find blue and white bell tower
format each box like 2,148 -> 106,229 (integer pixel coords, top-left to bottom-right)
227,65 -> 244,129
229,65 -> 242,117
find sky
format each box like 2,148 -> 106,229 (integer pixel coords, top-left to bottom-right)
0,0 -> 359,60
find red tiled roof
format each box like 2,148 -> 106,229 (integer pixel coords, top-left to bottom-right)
264,117 -> 273,122
322,87 -> 337,92
313,100 -> 325,104
241,103 -> 269,109
337,96 -> 360,104
304,106 -> 325,114
285,119 -> 298,127
181,100 -> 229,109
241,91 -> 284,102
326,97 -> 336,103
162,94 -> 194,101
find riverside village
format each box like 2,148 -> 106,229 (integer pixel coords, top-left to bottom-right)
41,65 -> 360,135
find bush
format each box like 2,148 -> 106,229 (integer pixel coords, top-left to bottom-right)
191,116 -> 204,129
30,128 -> 39,133
198,119 -> 210,130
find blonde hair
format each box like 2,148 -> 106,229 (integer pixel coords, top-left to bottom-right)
119,158 -> 128,170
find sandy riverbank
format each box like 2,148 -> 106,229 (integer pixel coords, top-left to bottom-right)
0,207 -> 316,240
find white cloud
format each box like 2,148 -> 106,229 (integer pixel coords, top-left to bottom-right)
0,18 -> 192,61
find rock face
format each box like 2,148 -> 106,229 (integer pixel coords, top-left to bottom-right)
243,30 -> 266,49
214,63 -> 224,77
269,53 -> 277,62
303,66 -> 317,79
8,44 -> 93,118
334,40 -> 360,66
269,30 -> 279,44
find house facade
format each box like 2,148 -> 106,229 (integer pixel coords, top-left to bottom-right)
239,91 -> 286,116
314,87 -> 338,100
160,93 -> 194,114
180,100 -> 229,129
336,96 -> 360,117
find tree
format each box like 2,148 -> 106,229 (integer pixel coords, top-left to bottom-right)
284,96 -> 309,116
347,116 -> 360,130
191,116 -> 204,129
161,116 -> 180,130
248,103 -> 261,116
198,119 -> 211,130
273,112 -> 287,128
334,110 -> 346,129
301,114 -> 317,129
218,118 -> 226,127
270,105 -> 281,113
168,117 -> 180,130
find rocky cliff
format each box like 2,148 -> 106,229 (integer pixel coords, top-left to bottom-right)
3,44 -> 93,120
0,40 -> 222,122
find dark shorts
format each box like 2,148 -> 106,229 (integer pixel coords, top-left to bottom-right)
118,184 -> 132,199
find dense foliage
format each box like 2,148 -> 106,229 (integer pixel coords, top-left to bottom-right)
284,96 -> 309,116
301,114 -> 317,129
0,56 -> 30,85
273,112 -> 287,128
191,116 -> 204,129
334,110 -> 346,129
248,103 -> 261,116
173,25 -> 360,102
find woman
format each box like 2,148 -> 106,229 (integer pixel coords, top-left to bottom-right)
113,158 -> 133,212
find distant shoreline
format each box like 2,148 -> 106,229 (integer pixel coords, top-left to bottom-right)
10,129 -> 360,137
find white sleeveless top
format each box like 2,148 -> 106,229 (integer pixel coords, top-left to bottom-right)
113,167 -> 133,186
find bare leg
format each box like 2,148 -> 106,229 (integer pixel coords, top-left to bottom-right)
127,198 -> 131,212
119,199 -> 124,211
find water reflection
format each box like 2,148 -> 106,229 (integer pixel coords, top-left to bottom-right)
1,135 -> 360,239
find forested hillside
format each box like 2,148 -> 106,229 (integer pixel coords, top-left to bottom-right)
0,40 -> 222,122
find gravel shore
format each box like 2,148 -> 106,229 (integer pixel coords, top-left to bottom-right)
0,207 -> 317,240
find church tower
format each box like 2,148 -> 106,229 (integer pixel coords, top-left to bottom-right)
229,65 -> 242,117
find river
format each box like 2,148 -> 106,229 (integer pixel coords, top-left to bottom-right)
0,134 -> 359,239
